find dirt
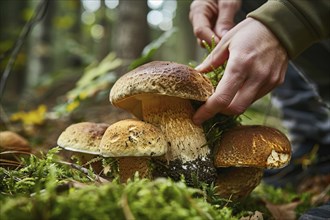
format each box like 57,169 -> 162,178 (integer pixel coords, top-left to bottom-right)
152,156 -> 217,187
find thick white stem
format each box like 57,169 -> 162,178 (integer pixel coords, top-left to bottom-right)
141,95 -> 209,163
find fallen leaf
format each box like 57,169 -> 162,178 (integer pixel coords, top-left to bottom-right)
265,200 -> 301,220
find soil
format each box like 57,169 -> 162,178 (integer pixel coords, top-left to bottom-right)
152,156 -> 217,187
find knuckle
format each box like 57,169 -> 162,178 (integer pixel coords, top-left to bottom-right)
213,93 -> 232,107
228,104 -> 246,115
193,26 -> 206,37
217,19 -> 235,28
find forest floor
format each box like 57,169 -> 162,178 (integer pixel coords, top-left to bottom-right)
1,91 -> 329,219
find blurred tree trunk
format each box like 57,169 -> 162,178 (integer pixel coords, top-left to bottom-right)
113,0 -> 150,70
25,0 -> 55,90
173,0 -> 197,64
97,0 -> 111,60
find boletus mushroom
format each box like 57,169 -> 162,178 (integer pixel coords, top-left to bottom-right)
57,122 -> 109,173
99,119 -> 167,183
110,61 -> 217,185
0,131 -> 31,167
214,125 -> 291,199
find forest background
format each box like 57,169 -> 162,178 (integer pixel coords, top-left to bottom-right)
1,0 -> 282,147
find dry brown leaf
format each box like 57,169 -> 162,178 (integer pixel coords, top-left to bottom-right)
265,200 -> 301,220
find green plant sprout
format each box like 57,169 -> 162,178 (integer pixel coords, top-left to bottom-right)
202,36 -> 226,88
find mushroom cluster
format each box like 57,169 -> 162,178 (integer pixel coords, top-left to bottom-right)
110,61 -> 217,185
56,61 -> 291,199
57,119 -> 166,182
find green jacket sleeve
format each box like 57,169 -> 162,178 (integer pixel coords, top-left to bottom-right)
247,0 -> 330,58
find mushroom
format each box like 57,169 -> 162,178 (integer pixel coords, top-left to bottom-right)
99,119 -> 167,183
109,61 -> 217,185
214,125 -> 291,199
57,122 -> 109,173
0,131 -> 31,166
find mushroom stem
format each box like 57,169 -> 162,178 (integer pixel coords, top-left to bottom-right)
141,95 -> 209,163
118,157 -> 151,182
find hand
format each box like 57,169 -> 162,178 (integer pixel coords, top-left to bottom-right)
193,18 -> 289,125
189,0 -> 241,45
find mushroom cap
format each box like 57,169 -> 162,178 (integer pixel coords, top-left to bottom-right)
99,119 -> 167,157
214,125 -> 291,169
0,131 -> 30,152
57,122 -> 109,155
109,61 -> 214,118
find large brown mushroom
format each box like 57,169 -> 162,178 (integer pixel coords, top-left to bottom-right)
99,119 -> 167,183
214,125 -> 291,199
57,122 -> 109,173
109,61 -> 216,185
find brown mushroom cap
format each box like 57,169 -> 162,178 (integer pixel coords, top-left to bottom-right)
214,125 -> 291,169
0,131 -> 30,152
57,122 -> 109,155
99,119 -> 167,157
109,61 -> 214,118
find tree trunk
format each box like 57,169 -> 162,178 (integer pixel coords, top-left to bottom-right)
173,0 -> 197,64
25,0 -> 55,90
113,0 -> 150,70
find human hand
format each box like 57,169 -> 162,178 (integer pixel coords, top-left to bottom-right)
193,17 -> 289,125
189,0 -> 241,45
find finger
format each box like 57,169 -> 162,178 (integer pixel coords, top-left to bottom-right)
226,56 -> 288,114
254,61 -> 287,100
191,17 -> 219,45
193,54 -> 247,124
215,0 -> 241,37
189,1 -> 220,44
224,77 -> 265,115
195,39 -> 230,72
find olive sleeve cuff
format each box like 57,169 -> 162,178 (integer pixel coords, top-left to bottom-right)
247,0 -> 330,59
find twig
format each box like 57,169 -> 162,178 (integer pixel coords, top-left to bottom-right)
120,193 -> 136,220
0,0 -> 50,100
56,160 -> 109,183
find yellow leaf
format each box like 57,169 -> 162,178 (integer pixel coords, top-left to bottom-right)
66,100 -> 80,112
10,105 -> 47,126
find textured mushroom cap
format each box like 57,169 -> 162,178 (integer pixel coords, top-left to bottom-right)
57,122 -> 109,155
109,61 -> 214,118
214,125 -> 291,169
99,119 -> 167,157
0,131 -> 30,152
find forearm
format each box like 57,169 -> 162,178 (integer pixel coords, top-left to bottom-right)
248,0 -> 330,58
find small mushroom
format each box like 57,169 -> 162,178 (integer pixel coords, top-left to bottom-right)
99,119 -> 167,183
214,125 -> 291,199
110,61 -> 217,185
57,122 -> 109,173
0,131 -> 31,166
